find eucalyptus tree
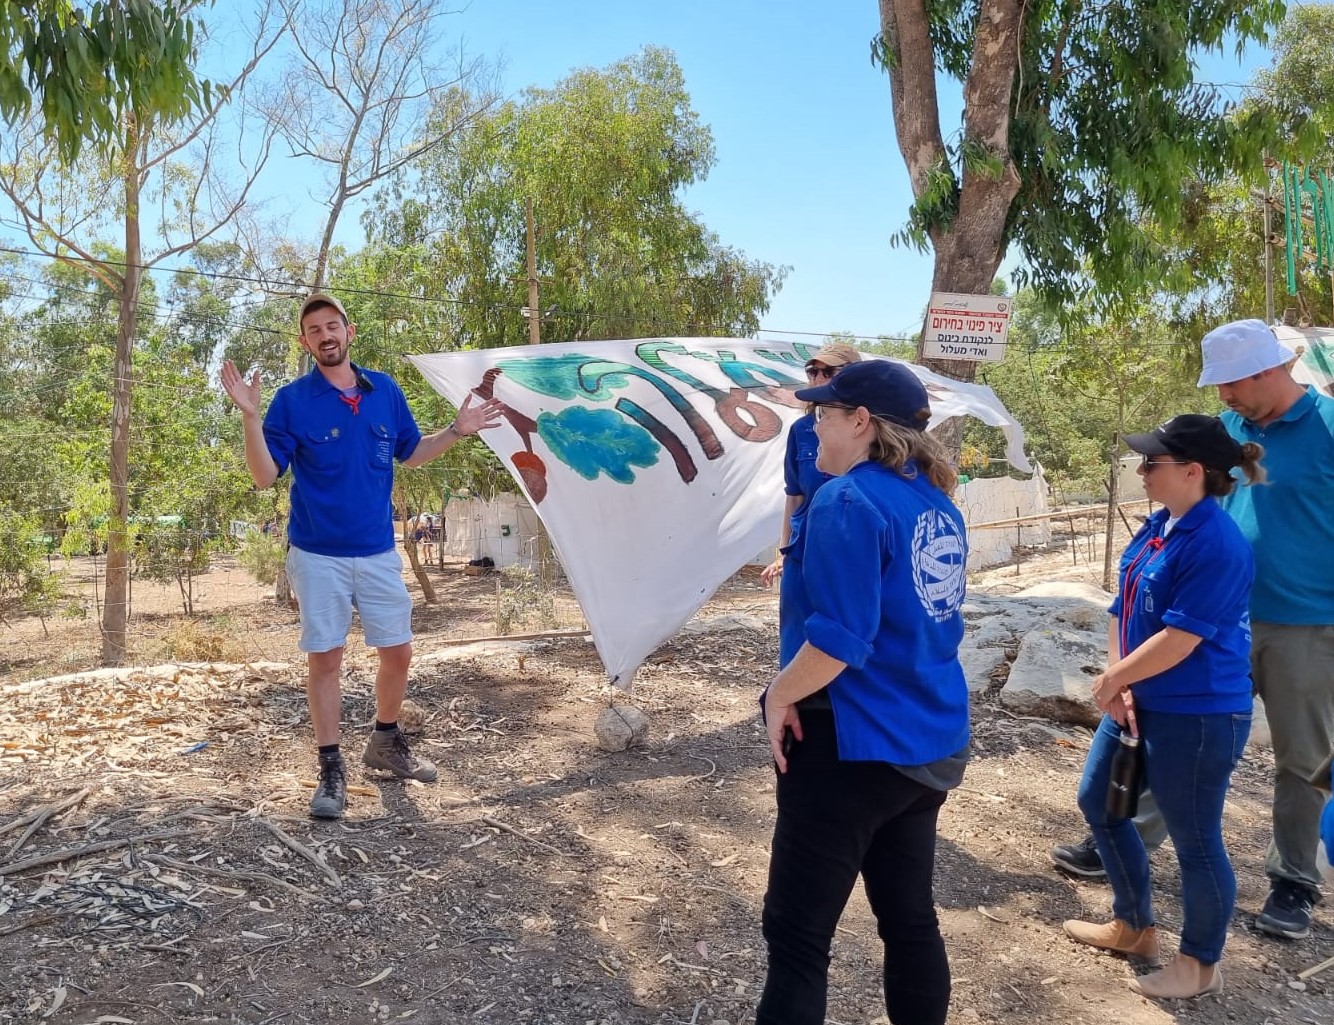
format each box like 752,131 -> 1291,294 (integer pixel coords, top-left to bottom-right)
0,0 -> 215,162
366,46 -> 786,351
0,4 -> 281,663
874,0 -> 1287,393
260,0 -> 499,292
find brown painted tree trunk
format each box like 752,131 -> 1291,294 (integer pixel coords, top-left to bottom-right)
101,129 -> 144,665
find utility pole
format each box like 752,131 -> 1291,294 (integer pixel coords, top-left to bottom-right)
525,198 -> 541,345
1263,155 -> 1276,324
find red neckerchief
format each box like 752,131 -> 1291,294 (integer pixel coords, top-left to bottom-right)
338,390 -> 362,415
1119,531 -> 1168,657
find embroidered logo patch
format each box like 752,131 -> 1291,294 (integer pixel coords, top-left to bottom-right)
911,509 -> 967,622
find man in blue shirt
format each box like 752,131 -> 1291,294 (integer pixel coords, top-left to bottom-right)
1053,320 -> 1334,941
221,293 -> 502,819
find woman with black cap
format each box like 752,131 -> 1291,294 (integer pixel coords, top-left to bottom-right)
756,360 -> 969,1025
1063,414 -> 1265,999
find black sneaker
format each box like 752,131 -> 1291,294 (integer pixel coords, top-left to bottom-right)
310,756 -> 348,819
1256,881 -> 1315,939
1051,836 -> 1107,879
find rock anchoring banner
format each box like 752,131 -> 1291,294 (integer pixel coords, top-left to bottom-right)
408,338 -> 1031,687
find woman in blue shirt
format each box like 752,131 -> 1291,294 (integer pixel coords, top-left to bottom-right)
1064,414 -> 1264,1000
757,361 -> 969,1025
759,342 -> 861,588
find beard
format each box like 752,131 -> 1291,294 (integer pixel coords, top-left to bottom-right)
313,340 -> 350,367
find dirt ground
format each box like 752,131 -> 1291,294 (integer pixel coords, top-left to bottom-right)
1,543 -> 1331,1025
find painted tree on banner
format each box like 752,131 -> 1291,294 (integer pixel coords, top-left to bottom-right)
409,338 -> 1030,688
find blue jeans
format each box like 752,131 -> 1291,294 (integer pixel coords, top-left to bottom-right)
1077,709 -> 1250,964
757,711 -> 951,1025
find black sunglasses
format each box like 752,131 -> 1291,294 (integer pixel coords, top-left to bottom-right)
805,364 -> 838,380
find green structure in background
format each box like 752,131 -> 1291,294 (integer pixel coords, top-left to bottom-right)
1283,162 -> 1334,294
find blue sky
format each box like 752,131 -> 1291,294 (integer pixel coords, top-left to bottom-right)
246,2 -> 1274,344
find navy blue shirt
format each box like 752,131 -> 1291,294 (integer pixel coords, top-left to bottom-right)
1108,499 -> 1254,714
1221,387 -> 1334,625
779,460 -> 970,766
263,365 -> 422,557
782,414 -> 832,546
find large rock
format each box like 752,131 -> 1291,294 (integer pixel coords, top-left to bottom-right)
1000,626 -> 1105,726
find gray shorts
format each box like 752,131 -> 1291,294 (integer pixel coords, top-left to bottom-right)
286,545 -> 413,653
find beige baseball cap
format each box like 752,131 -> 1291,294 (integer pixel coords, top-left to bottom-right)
805,341 -> 863,368
298,292 -> 349,332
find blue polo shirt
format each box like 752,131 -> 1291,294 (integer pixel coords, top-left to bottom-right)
779,461 -> 970,765
1107,499 -> 1253,714
1220,387 -> 1334,625
782,414 -> 832,545
263,365 -> 422,557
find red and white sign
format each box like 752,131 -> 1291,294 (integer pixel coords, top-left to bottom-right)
922,292 -> 1012,362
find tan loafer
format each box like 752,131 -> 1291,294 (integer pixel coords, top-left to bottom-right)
1063,918 -> 1161,962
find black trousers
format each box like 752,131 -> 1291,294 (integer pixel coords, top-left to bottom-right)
756,711 -> 951,1025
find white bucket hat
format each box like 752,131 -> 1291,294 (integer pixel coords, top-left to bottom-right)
1197,319 -> 1296,387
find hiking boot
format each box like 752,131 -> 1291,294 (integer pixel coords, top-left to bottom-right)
363,728 -> 437,782
310,756 -> 347,819
1052,836 -> 1106,879
1063,918 -> 1160,962
1255,881 -> 1315,939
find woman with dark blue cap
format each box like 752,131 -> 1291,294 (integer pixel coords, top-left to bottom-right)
1063,414 -> 1265,999
756,360 -> 970,1025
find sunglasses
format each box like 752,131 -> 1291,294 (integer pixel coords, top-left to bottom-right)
805,364 -> 838,380
1139,456 -> 1191,473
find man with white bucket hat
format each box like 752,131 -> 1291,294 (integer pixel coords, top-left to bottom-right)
1053,319 -> 1334,941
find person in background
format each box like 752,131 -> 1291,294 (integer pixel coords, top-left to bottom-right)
1051,320 -> 1334,941
759,342 -> 862,589
1063,415 -> 1264,999
756,360 -> 969,1025
220,293 -> 503,820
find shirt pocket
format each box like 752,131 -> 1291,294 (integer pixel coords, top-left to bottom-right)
301,426 -> 344,471
1138,564 -> 1174,620
370,422 -> 396,468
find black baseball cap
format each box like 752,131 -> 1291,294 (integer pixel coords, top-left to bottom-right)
794,360 -> 931,432
1124,414 -> 1244,471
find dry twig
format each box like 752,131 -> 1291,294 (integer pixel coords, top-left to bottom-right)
0,829 -> 187,877
144,853 -> 318,900
480,815 -> 569,858
1,787 -> 93,856
257,818 -> 341,887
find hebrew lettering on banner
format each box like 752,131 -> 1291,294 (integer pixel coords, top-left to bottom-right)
408,338 -> 1030,688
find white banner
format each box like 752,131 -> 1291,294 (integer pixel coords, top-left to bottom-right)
408,338 -> 1030,686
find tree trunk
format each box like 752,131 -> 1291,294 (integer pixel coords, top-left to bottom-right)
1102,437 -> 1120,592
881,0 -> 1026,455
101,132 -> 143,666
402,521 -> 437,603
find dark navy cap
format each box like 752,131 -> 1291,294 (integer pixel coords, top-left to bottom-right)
794,360 -> 931,431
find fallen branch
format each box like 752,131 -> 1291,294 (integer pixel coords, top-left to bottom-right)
1298,952 -> 1334,981
144,853 -> 318,901
480,815 -> 569,858
257,819 -> 341,887
1,788 -> 93,855
0,829 -> 187,877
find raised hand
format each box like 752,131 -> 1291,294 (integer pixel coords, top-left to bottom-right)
453,394 -> 506,436
220,360 -> 261,417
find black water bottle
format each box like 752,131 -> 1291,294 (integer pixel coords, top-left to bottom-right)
1106,731 -> 1143,819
